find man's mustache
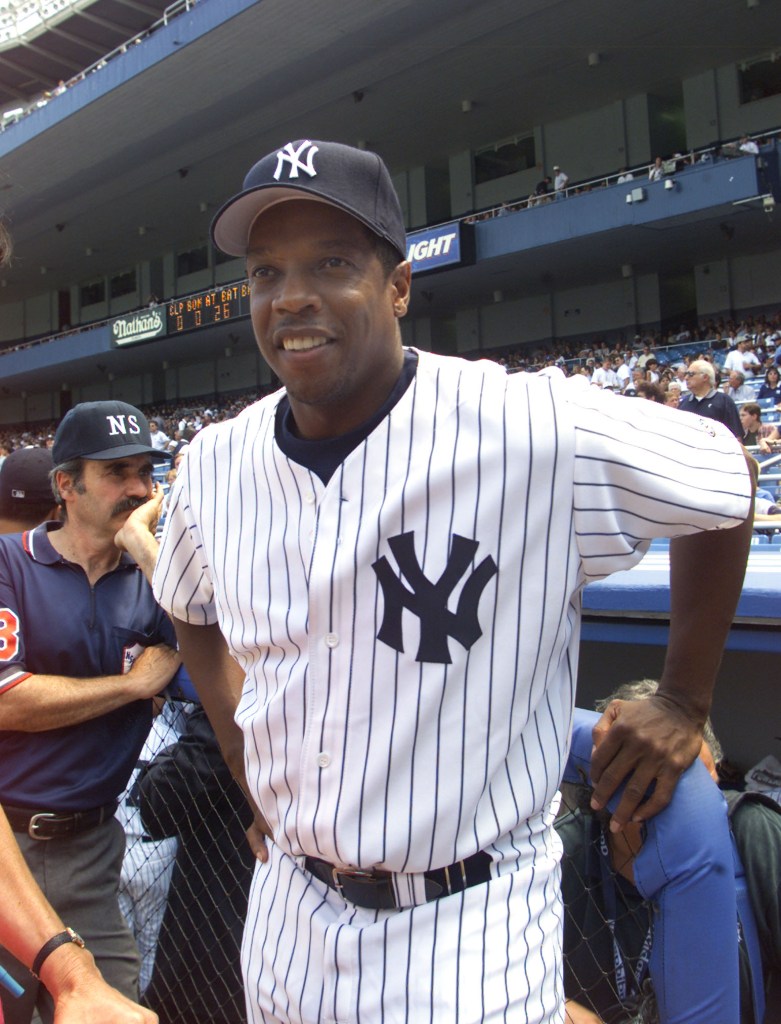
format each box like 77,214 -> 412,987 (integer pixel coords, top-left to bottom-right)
112,496 -> 148,517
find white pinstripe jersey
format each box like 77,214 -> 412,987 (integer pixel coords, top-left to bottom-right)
153,351 -> 751,875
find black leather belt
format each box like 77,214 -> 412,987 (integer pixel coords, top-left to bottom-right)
2,803 -> 118,841
304,850 -> 492,910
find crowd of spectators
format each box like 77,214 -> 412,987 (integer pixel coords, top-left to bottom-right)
461,128 -> 776,222
2,308 -> 781,459
489,308 -> 781,375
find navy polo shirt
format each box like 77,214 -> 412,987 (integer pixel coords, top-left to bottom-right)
0,522 -> 176,810
678,388 -> 743,439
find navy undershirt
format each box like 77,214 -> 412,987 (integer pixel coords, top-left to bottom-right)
274,349 -> 418,484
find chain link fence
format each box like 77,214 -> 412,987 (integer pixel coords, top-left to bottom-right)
558,780 -> 659,1024
118,703 -> 764,1024
118,702 -> 254,1024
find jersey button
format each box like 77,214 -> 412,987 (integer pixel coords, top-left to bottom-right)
305,493 -> 316,505
325,632 -> 339,648
316,752 -> 331,768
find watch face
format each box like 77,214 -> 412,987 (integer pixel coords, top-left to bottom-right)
65,927 -> 85,948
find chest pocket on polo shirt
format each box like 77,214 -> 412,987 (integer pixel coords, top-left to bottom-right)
113,628 -> 156,675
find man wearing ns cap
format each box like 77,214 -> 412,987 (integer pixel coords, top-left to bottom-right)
0,226 -> 157,1024
154,140 -> 754,1023
0,401 -> 181,1024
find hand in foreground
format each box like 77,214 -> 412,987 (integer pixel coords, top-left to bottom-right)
565,999 -> 604,1024
55,983 -> 157,1024
126,643 -> 182,699
45,949 -> 157,1023
114,484 -> 164,584
589,693 -> 704,832
114,483 -> 164,550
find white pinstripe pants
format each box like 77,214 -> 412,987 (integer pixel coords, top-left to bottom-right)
241,843 -> 565,1024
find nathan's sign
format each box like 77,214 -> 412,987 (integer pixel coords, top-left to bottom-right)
112,307 -> 167,347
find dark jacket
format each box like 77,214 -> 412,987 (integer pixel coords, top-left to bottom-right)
138,705 -> 255,1024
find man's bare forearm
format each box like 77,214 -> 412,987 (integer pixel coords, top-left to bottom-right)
590,458 -> 754,827
0,810 -> 157,1020
0,808 -> 70,966
171,617 -> 246,780
0,644 -> 180,731
170,618 -> 272,860
660,460 -> 755,721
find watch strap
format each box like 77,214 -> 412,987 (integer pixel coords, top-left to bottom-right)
31,928 -> 85,980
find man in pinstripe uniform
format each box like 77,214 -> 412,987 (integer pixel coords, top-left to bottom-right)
153,140 -> 754,1024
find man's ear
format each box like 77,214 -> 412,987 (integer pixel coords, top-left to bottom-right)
54,469 -> 76,501
390,261 -> 412,319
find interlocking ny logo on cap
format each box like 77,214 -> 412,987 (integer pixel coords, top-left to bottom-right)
274,140 -> 319,181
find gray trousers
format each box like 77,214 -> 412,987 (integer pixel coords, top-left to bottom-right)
0,817 -> 140,1024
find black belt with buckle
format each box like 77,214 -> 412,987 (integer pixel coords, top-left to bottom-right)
304,850 -> 492,910
2,803 -> 118,841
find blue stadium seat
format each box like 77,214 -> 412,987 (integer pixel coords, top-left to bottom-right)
750,534 -> 769,545
648,537 -> 670,550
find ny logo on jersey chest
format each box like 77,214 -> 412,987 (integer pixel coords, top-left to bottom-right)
372,531 -> 497,664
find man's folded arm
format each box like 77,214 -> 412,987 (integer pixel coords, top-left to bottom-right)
0,643 -> 180,731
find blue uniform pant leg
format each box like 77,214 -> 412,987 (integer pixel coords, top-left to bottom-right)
0,817 -> 140,1024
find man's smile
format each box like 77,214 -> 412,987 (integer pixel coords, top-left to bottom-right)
281,336 -> 330,352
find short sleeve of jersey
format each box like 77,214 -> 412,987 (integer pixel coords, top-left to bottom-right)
153,451 -> 217,625
555,373 -> 752,580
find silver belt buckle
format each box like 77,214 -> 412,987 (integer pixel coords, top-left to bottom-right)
28,812 -> 57,840
331,866 -> 378,897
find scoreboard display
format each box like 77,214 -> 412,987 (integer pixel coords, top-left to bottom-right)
167,282 -> 251,334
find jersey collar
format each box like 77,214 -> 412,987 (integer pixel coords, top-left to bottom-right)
24,521 -> 137,570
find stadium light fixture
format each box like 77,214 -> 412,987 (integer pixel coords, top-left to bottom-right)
0,1 -> 100,51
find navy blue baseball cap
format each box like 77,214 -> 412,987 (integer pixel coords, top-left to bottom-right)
0,448 -> 54,513
211,139 -> 407,261
53,401 -> 169,464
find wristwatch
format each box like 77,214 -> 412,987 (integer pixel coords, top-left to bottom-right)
31,927 -> 86,979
